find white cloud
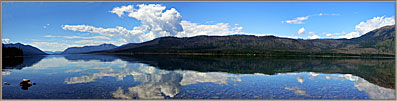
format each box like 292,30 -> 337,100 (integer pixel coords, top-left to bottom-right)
30,42 -> 74,51
338,32 -> 360,39
62,25 -> 117,37
2,38 -> 10,44
297,27 -> 305,35
176,21 -> 242,37
326,33 -> 332,37
337,16 -> 395,39
308,34 -> 320,39
320,32 -> 343,38
308,32 -> 314,35
63,4 -> 243,43
355,16 -> 395,35
283,13 -> 340,24
44,35 -> 110,40
283,16 -> 309,24
109,5 -> 134,17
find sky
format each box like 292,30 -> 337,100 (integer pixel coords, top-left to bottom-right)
2,2 -> 395,51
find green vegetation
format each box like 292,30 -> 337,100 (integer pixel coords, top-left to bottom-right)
96,25 -> 395,57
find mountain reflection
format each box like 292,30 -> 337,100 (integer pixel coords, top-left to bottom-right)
60,54 -> 395,99
115,55 -> 395,89
3,54 -> 394,99
2,55 -> 46,70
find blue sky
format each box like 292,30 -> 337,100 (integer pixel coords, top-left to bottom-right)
2,2 -> 395,51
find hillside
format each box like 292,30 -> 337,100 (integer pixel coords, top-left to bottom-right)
61,44 -> 117,54
3,43 -> 48,56
94,25 -> 395,57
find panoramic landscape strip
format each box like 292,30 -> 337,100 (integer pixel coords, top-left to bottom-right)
2,2 -> 396,99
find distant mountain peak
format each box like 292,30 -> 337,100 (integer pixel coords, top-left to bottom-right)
61,43 -> 118,54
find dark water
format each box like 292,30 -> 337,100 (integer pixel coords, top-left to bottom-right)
1,54 -> 395,99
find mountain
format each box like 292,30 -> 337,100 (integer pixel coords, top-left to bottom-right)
61,44 -> 117,54
44,51 -> 63,54
350,25 -> 395,54
94,25 -> 395,56
3,43 -> 48,56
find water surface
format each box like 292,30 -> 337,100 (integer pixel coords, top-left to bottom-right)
2,54 -> 395,99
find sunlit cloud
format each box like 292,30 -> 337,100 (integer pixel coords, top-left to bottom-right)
63,4 -> 243,43
337,16 -> 395,39
297,27 -> 305,35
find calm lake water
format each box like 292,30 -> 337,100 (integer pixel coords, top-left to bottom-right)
2,54 -> 395,99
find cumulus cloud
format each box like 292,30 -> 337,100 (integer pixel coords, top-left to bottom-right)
176,21 -> 242,37
308,35 -> 320,39
62,25 -> 118,37
109,5 -> 134,17
63,4 -> 243,43
337,16 -> 395,39
44,35 -> 110,40
312,16 -> 394,39
297,27 -> 305,35
2,38 -> 10,44
282,16 -> 309,24
355,16 -> 395,34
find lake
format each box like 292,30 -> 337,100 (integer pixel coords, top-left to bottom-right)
1,54 -> 395,99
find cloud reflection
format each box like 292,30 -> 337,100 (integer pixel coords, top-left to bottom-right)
59,56 -> 395,99
65,61 -> 242,99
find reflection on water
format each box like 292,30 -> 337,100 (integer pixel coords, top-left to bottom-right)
2,54 -> 395,99
2,55 -> 46,70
